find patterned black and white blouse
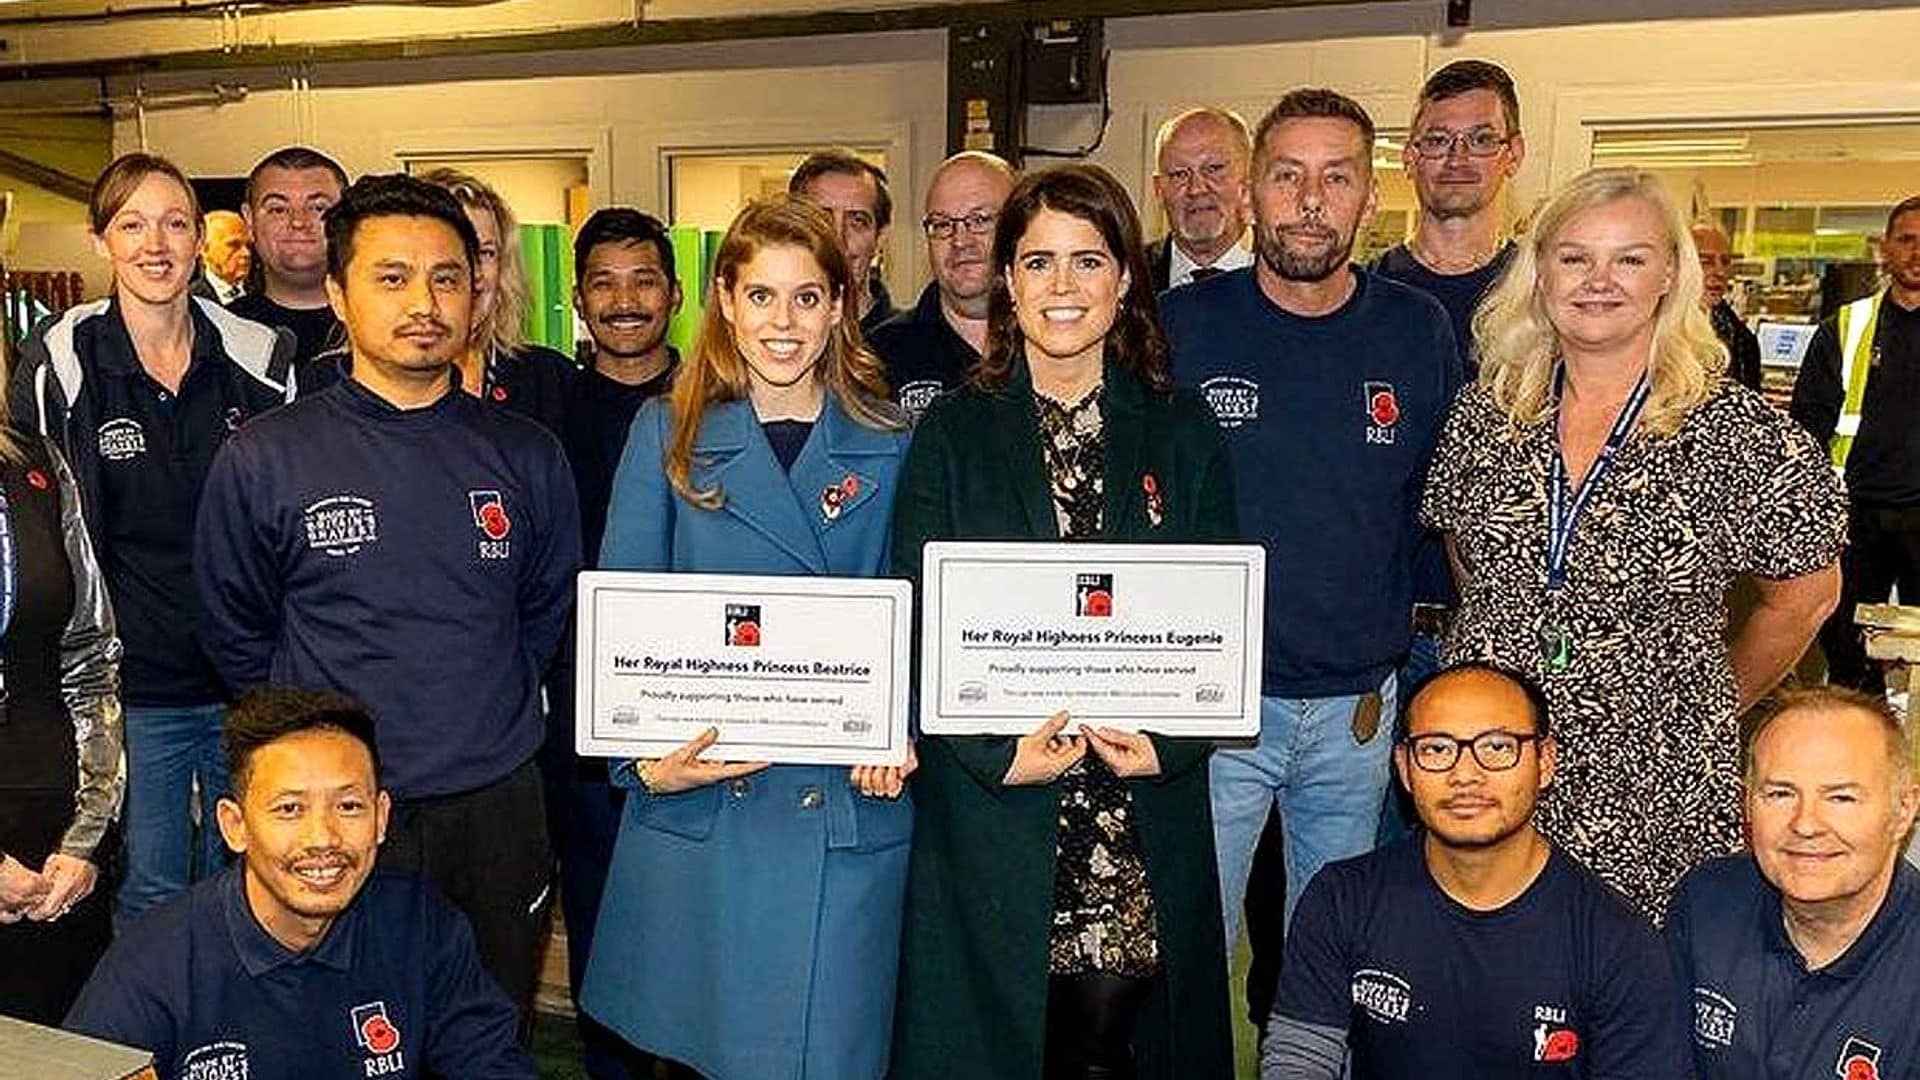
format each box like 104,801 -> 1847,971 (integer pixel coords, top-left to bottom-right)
1035,384 -> 1162,978
1422,380 -> 1846,921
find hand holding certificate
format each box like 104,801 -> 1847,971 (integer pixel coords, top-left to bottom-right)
576,571 -> 914,767
920,541 -> 1266,737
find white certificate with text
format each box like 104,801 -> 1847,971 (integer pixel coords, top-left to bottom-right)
576,571 -> 913,766
919,541 -> 1265,736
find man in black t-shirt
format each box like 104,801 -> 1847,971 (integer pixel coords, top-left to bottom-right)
542,206 -> 683,1080
231,147 -> 349,376
1791,196 -> 1920,691
1264,664 -> 1688,1079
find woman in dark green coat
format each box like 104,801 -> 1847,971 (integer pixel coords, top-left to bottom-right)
889,164 -> 1236,1080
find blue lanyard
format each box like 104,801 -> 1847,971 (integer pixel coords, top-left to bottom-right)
0,485 -> 14,640
1546,369 -> 1650,592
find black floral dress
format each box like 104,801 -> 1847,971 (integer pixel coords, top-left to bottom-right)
1035,384 -> 1161,978
1422,381 -> 1845,921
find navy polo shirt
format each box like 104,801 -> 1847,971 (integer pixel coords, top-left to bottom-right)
868,281 -> 980,420
1668,855 -> 1920,1080
1161,267 -> 1461,696
65,866 -> 532,1080
1275,837 -> 1690,1079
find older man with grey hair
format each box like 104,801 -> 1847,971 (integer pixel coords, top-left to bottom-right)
1668,686 -> 1920,1079
1148,106 -> 1254,292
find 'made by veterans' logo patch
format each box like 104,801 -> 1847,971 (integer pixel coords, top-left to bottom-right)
1692,987 -> 1737,1049
181,1040 -> 251,1079
1200,375 -> 1261,428
1351,968 -> 1413,1024
303,494 -> 380,557
98,417 -> 147,461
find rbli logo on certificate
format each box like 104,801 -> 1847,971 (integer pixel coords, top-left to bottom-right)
1075,573 -> 1114,618
725,603 -> 763,647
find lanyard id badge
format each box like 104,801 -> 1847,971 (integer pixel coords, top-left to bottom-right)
1540,368 -> 1650,672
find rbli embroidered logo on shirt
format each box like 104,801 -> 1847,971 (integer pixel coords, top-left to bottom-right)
351,1000 -> 407,1075
469,490 -> 512,560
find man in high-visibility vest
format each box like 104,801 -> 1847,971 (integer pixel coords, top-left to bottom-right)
1790,195 -> 1920,690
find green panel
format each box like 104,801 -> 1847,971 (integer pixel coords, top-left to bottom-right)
519,223 -> 574,354
667,226 -> 706,354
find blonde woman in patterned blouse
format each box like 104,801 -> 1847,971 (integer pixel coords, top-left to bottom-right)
1421,166 -> 1845,921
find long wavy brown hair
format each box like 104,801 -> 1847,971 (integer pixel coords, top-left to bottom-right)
972,164 -> 1171,394
666,194 -> 902,507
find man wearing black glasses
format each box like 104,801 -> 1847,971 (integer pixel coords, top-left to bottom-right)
867,151 -> 1015,419
1373,60 -> 1523,378
1261,663 -> 1688,1079
1373,60 -> 1526,847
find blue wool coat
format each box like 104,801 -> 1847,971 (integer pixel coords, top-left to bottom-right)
579,394 -> 912,1080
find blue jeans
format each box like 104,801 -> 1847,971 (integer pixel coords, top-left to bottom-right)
1209,677 -> 1397,950
117,702 -> 232,924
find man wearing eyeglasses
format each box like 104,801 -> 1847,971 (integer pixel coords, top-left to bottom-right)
1692,221 -> 1762,391
1148,107 -> 1255,292
1372,61 -> 1525,846
1373,60 -> 1523,379
1261,663 -> 1687,1079
867,151 -> 1015,419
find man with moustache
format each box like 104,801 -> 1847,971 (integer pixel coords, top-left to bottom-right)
867,151 -> 1015,418
1263,665 -> 1687,1078
1160,90 -> 1460,962
1692,221 -> 1762,390
1792,196 -> 1920,691
195,175 -> 581,1020
1668,687 -> 1920,1079
66,689 -> 534,1080
790,148 -> 899,334
1148,107 -> 1255,292
544,206 -> 681,1080
231,147 -> 349,372
196,209 -> 251,305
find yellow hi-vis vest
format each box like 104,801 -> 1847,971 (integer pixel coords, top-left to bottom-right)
1829,289 -> 1888,471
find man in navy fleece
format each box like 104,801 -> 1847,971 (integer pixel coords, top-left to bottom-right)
194,174 -> 582,1023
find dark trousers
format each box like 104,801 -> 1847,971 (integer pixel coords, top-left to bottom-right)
1820,503 -> 1920,690
537,675 -> 658,1080
379,759 -> 553,1027
1044,971 -> 1156,1080
1242,812 -> 1287,1027
0,790 -> 112,1025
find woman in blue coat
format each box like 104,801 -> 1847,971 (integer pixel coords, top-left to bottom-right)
580,194 -> 914,1080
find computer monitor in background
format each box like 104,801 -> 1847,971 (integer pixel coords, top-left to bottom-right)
1755,320 -> 1820,370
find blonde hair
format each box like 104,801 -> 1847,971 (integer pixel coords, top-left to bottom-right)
1473,167 -> 1726,437
666,195 -> 903,507
416,167 -> 529,356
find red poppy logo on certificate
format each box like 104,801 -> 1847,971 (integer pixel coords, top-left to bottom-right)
726,603 -> 762,647
1076,573 -> 1114,618
351,1001 -> 406,1073
1364,381 -> 1399,444
1837,1037 -> 1883,1080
